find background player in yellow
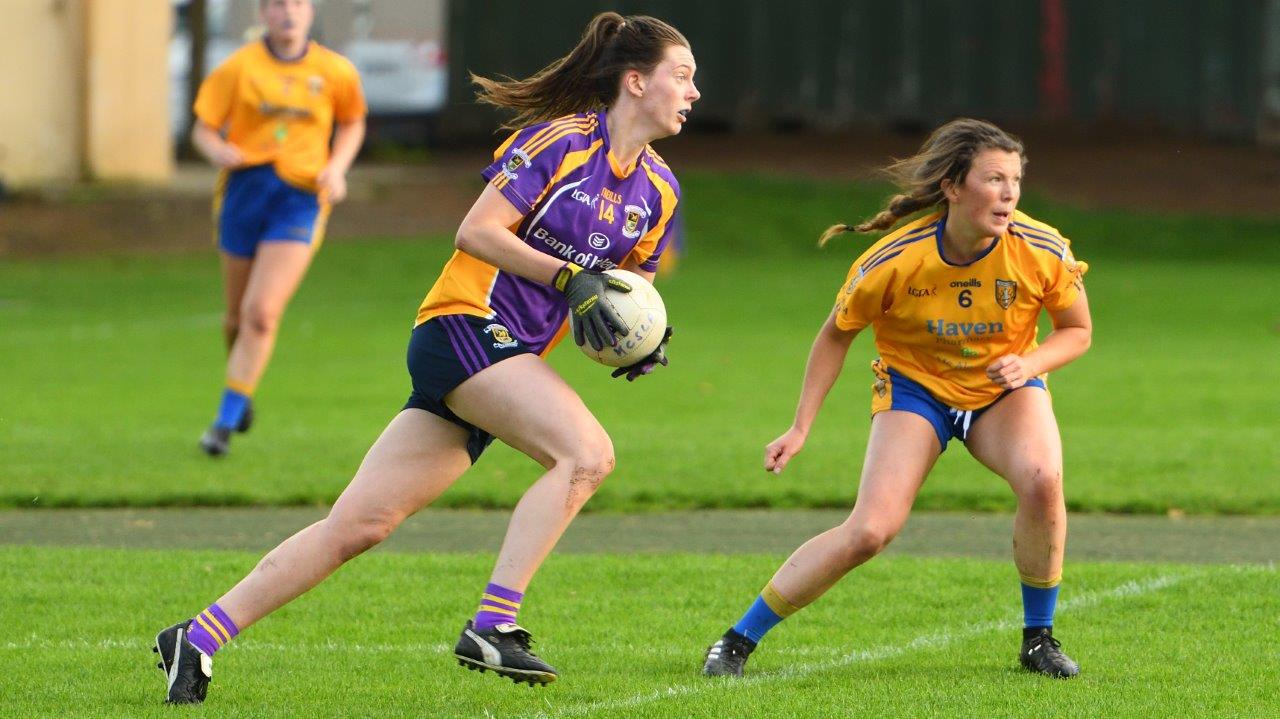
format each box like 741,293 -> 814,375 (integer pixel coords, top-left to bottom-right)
702,119 -> 1093,679
191,0 -> 366,456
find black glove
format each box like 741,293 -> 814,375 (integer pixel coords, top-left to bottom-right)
553,262 -> 632,351
612,326 -> 672,381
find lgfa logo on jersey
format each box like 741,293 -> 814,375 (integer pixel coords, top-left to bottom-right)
484,324 -> 518,349
995,279 -> 1018,309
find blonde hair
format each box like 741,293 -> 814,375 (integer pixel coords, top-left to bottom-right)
471,12 -> 690,130
819,118 -> 1025,246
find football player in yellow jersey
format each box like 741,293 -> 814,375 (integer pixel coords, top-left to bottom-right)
153,13 -> 697,703
191,0 -> 366,456
703,119 -> 1092,679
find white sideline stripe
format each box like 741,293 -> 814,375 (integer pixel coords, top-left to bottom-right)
0,638 -> 453,654
544,569 -> 1260,719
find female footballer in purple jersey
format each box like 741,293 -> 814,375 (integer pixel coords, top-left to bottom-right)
702,120 -> 1092,679
152,13 -> 697,703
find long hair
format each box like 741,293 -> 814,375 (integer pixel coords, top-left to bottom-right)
471,12 -> 690,130
819,119 -> 1026,246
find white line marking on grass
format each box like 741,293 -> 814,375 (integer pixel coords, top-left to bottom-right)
0,637 -> 452,655
544,570 -> 1237,719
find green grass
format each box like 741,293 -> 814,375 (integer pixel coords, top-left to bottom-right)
2,172 -> 1278,512
0,546 -> 1275,717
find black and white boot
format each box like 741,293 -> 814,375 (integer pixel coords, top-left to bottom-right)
702,629 -> 757,677
153,621 -> 213,703
454,620 -> 558,685
1020,628 -> 1080,678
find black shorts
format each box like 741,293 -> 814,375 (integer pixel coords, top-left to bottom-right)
403,314 -> 533,463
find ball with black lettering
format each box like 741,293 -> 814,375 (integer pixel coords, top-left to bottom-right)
572,269 -> 667,368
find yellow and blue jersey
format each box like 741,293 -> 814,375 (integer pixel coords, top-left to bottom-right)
834,210 -> 1089,409
194,39 -> 366,192
416,110 -> 681,355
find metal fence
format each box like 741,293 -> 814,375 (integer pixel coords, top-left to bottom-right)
442,0 -> 1280,143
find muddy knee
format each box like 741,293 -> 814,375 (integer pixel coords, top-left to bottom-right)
562,438 -> 615,506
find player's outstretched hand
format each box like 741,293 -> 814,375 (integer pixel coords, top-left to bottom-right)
986,353 -> 1034,390
765,426 -> 807,475
555,263 -> 632,351
611,326 -> 672,381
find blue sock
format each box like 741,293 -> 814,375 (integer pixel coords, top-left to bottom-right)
732,582 -> 800,643
733,596 -> 783,643
1021,582 -> 1060,629
214,388 -> 250,430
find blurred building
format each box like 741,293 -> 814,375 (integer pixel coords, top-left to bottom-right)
0,0 -> 445,189
0,0 -> 172,187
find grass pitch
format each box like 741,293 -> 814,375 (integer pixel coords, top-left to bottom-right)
3,173 -> 1277,513
0,546 -> 1275,718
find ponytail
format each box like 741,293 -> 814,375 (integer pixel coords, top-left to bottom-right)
820,119 -> 1025,244
472,13 -> 689,130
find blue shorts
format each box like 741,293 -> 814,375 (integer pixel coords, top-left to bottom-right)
874,366 -> 1045,452
216,165 -> 326,258
403,314 -> 533,463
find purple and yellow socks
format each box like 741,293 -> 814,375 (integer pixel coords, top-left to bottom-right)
732,582 -> 801,643
473,583 -> 523,631
186,603 -> 239,657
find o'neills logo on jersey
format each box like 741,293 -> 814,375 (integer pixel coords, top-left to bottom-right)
926,319 -> 1005,337
532,227 -> 617,271
949,278 -> 982,288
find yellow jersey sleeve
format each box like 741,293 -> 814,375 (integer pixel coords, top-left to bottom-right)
1011,213 -> 1090,312
330,56 -> 367,123
192,53 -> 242,129
833,247 -> 896,332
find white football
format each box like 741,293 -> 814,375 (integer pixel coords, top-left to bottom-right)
572,269 -> 667,368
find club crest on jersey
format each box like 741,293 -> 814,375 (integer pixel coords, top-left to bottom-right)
622,205 -> 647,239
308,75 -> 324,95
995,279 -> 1018,309
502,148 -> 531,180
484,324 -> 518,349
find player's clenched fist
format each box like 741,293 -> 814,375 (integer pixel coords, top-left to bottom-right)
986,353 -> 1036,390
764,426 -> 807,475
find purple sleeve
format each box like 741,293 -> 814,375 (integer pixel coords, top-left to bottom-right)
480,123 -> 569,215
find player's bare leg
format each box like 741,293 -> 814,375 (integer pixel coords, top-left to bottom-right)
201,242 -> 315,455
767,411 -> 939,605
162,409 -> 472,702
443,353 -> 616,683
704,411 -> 939,677
215,409 -> 472,627
967,386 -> 1079,677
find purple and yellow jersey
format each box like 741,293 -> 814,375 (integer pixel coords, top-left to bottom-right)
194,40 -> 366,192
415,110 -> 681,355
834,209 -> 1089,409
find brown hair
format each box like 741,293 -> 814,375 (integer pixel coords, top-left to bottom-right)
819,118 -> 1025,246
471,12 -> 690,129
